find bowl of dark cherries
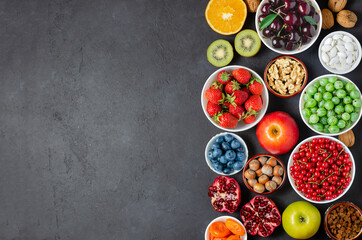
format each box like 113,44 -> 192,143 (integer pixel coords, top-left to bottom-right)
255,0 -> 322,55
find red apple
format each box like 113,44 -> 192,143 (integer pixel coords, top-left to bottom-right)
256,111 -> 299,155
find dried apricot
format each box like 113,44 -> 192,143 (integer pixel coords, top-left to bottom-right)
225,219 -> 245,236
227,235 -> 240,240
209,222 -> 232,237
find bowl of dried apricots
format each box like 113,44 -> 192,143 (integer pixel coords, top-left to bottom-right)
205,216 -> 247,240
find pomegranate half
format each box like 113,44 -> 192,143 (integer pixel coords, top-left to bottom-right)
208,176 -> 241,213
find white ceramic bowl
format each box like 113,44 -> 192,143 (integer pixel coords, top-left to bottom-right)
299,74 -> 362,136
287,135 -> 356,204
204,216 -> 248,240
255,0 -> 322,55
205,132 -> 248,176
318,31 -> 362,74
201,65 -> 269,132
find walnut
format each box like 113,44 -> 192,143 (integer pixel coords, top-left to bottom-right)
244,0 -> 260,13
337,10 -> 357,28
328,0 -> 347,12
338,130 -> 355,147
322,8 -> 335,30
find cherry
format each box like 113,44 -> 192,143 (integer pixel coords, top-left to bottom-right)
284,0 -> 297,10
262,28 -> 275,38
297,2 -> 310,15
270,18 -> 283,32
301,23 -> 315,37
285,41 -> 298,51
269,0 -> 282,7
284,11 -> 298,26
311,11 -> 320,23
271,37 -> 285,48
261,3 -> 272,14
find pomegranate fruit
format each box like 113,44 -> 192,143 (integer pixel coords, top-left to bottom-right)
240,196 -> 281,237
208,176 -> 241,213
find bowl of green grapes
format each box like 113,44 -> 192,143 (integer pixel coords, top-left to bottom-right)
299,75 -> 362,135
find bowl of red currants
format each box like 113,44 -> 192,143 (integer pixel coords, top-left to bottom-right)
288,136 -> 355,204
255,0 -> 322,55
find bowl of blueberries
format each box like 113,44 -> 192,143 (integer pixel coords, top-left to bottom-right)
205,133 -> 248,175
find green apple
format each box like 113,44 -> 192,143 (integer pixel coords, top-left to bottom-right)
282,201 -> 321,239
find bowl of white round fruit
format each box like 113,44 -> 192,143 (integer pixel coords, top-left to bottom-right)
201,66 -> 269,132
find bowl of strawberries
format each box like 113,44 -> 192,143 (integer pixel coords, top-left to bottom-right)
201,66 -> 269,132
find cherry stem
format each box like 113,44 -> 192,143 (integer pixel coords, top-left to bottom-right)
323,153 -> 332,162
277,25 -> 285,37
321,173 -> 334,184
336,149 -> 345,158
270,9 -> 284,20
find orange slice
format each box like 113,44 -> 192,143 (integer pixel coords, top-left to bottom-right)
205,0 -> 247,35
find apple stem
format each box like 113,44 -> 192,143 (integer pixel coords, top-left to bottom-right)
299,216 -> 306,223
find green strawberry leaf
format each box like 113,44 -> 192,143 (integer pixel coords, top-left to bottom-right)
304,15 -> 317,26
259,14 -> 277,30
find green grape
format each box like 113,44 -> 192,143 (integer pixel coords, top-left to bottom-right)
325,83 -> 335,92
312,82 -> 320,88
327,110 -> 336,117
351,112 -> 359,122
310,114 -> 319,124
336,89 -> 347,99
328,76 -> 338,83
318,86 -> 326,94
355,107 -> 361,112
323,125 -> 330,133
304,94 -> 312,102
323,92 -> 333,100
342,112 -> 351,121
331,97 -> 340,105
324,100 -> 334,110
345,104 -> 354,113
302,108 -> 311,118
307,99 -> 317,108
316,108 -> 327,117
337,120 -> 346,129
328,125 -> 340,134
307,86 -> 318,95
320,116 -> 328,125
337,114 -> 342,119
345,121 -> 352,128
334,105 -> 344,114
353,99 -> 362,108
311,107 -> 318,113
350,89 -> 360,100
345,82 -> 355,92
343,96 -> 352,104
314,92 -> 323,102
318,100 -> 325,108
319,78 -> 328,86
328,116 -> 338,126
313,123 -> 324,132
334,80 -> 343,89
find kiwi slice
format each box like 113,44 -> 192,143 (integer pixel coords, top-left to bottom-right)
207,39 -> 234,67
235,29 -> 261,57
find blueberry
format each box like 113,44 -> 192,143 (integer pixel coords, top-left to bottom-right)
236,152 -> 245,161
231,139 -> 241,149
224,134 -> 234,142
227,161 -> 235,168
211,143 -> 221,149
223,168 -> 232,174
207,150 -> 214,159
212,148 -> 222,158
212,162 -> 223,171
215,136 -> 224,144
221,142 -> 231,151
210,158 -> 218,164
225,150 -> 236,161
233,161 -> 244,171
218,155 -> 228,164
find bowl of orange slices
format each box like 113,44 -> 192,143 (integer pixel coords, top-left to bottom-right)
205,216 -> 247,240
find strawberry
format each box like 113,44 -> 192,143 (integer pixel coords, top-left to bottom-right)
215,112 -> 238,129
241,87 -> 250,96
229,104 -> 245,120
225,80 -> 241,95
222,101 -> 231,110
227,90 -> 249,106
244,95 -> 263,112
232,68 -> 251,84
248,78 -> 263,95
210,81 -> 224,91
217,70 -> 232,85
207,101 -> 222,117
205,88 -> 224,105
243,115 -> 256,124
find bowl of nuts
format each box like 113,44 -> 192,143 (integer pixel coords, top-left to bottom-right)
264,55 -> 307,97
242,154 -> 286,194
324,202 -> 362,240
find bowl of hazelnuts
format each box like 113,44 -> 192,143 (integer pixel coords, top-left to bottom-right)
242,154 -> 286,194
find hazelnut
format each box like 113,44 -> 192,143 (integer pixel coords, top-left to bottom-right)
256,168 -> 263,177
258,174 -> 269,184
265,181 -> 278,192
249,159 -> 261,171
322,8 -> 335,30
253,183 -> 265,193
258,156 -> 268,165
273,165 -> 284,176
245,169 -> 256,179
262,164 -> 273,177
248,178 -> 257,187
337,10 -> 357,29
272,176 -> 282,185
266,157 -> 278,167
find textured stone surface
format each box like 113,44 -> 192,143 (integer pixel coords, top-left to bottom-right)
0,0 -> 361,239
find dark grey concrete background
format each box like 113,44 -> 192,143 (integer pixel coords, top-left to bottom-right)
0,0 -> 361,239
